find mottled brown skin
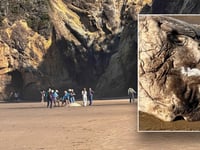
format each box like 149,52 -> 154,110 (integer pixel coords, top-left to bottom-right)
139,16 -> 200,122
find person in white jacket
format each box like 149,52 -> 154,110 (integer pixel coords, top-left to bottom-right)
82,88 -> 88,106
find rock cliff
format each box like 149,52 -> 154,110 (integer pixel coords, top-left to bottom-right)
2,0 -> 200,101
1,0 -> 151,101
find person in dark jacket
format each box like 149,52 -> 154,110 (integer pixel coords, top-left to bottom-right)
88,88 -> 94,106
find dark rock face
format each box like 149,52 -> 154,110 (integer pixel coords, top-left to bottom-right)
139,16 -> 200,121
142,0 -> 200,14
0,0 -> 139,101
96,22 -> 137,97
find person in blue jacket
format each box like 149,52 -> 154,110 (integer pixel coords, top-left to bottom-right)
62,90 -> 69,106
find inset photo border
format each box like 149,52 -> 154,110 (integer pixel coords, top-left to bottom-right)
137,14 -> 200,132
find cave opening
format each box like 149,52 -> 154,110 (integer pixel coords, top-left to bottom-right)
8,70 -> 23,93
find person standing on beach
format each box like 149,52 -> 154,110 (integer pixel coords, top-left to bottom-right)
40,90 -> 45,104
82,88 -> 88,106
68,89 -> 72,103
14,92 -> 19,101
88,88 -> 94,106
128,88 -> 136,103
53,90 -> 59,106
46,88 -> 52,108
62,90 -> 69,106
71,89 -> 76,103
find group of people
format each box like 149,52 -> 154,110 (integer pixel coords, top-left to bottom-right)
41,87 -> 136,108
82,88 -> 94,106
41,89 -> 60,108
9,91 -> 20,101
61,89 -> 76,106
41,88 -> 94,108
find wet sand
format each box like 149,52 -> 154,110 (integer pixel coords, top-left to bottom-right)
0,99 -> 136,150
139,111 -> 200,131
1,100 -> 200,150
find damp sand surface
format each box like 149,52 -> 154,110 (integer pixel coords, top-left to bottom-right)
1,100 -> 200,150
0,99 -> 136,150
139,111 -> 200,131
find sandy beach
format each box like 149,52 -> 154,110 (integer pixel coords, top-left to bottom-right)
1,99 -> 200,150
139,111 -> 200,131
0,99 -> 136,150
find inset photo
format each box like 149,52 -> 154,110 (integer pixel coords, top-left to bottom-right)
138,14 -> 200,132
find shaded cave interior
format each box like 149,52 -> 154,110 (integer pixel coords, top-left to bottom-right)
7,70 -> 24,99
